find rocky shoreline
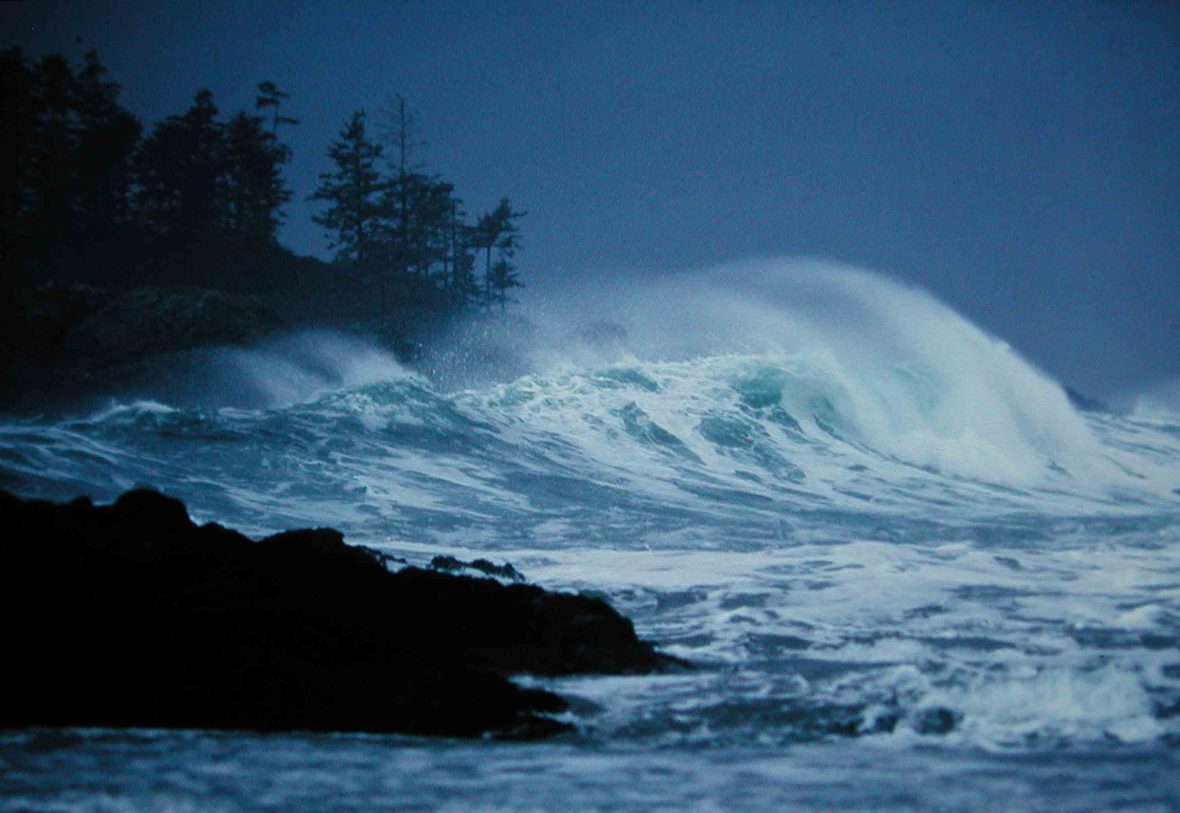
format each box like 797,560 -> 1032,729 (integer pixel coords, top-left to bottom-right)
0,489 -> 680,739
0,284 -> 289,412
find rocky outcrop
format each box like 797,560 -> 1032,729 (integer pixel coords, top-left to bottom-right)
62,286 -> 282,367
0,285 -> 283,411
0,489 -> 676,738
430,554 -> 525,582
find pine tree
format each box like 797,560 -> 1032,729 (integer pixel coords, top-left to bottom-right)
2,49 -> 141,291
28,54 -> 77,253
255,81 -> 300,135
395,176 -> 455,279
487,257 -> 522,312
0,47 -> 39,321
376,95 -> 431,276
134,89 -> 224,239
223,110 -> 291,244
445,196 -> 477,303
309,111 -> 384,265
73,49 -> 140,236
473,198 -> 525,311
0,49 -> 38,264
250,81 -> 297,241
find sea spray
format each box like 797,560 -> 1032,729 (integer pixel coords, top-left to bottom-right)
0,260 -> 1177,766
97,329 -> 415,410
517,260 -> 1157,489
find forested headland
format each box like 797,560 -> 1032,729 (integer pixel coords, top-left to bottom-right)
0,47 -> 528,398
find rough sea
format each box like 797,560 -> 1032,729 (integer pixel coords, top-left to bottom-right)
2,263 -> 1178,812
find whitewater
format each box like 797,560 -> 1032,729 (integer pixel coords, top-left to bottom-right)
2,261 -> 1178,811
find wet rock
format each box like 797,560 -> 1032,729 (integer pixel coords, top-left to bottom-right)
0,285 -> 284,412
0,489 -> 676,738
5,284 -> 282,372
913,706 -> 959,735
63,285 -> 283,367
430,554 -> 523,582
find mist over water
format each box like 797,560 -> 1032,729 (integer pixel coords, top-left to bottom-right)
104,329 -> 414,411
1132,377 -> 1180,423
3,259 -> 1179,811
522,261 -> 1116,486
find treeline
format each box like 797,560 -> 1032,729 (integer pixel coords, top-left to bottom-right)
0,47 -> 527,334
1,48 -> 140,296
1,49 -> 294,293
313,101 -> 525,312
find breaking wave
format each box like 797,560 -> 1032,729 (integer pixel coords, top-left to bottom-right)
1,259 -> 1178,757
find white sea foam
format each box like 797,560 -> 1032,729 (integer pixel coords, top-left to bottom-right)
1,259 -> 1178,756
1131,376 -> 1180,423
521,260 -> 1130,490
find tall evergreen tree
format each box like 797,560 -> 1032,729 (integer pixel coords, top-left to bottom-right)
255,81 -> 300,135
250,81 -> 298,240
134,89 -> 224,239
0,49 -> 38,264
223,110 -> 291,244
73,49 -> 140,236
2,49 -> 141,292
487,257 -> 522,312
310,111 -> 384,265
473,198 -> 525,311
0,47 -> 39,323
28,54 -> 77,253
444,196 -> 477,303
376,96 -> 431,276
379,174 -> 455,279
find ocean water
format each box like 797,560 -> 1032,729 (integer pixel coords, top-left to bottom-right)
2,263 -> 1178,812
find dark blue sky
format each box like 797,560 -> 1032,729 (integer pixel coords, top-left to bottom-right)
5,1 -> 1178,396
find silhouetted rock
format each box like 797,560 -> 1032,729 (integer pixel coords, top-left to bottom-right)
0,489 -> 676,738
5,284 -> 282,370
63,286 -> 283,367
913,706 -> 959,735
2,284 -> 108,365
431,554 -> 524,582
0,284 -> 285,412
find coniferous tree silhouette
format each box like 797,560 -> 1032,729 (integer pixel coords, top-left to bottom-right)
473,199 -> 525,311
377,96 -> 422,277
0,48 -> 141,291
445,198 -> 478,305
223,110 -> 291,245
0,48 -> 40,303
255,81 -> 300,135
252,81 -> 298,241
135,89 -> 224,243
28,55 -> 77,261
309,111 -> 384,266
375,97 -> 471,293
73,50 -> 141,239
0,47 -> 532,371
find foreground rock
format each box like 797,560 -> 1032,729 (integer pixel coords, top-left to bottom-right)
0,490 -> 676,738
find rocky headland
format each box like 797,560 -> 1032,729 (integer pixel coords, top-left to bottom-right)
0,489 -> 678,739
0,284 -> 285,411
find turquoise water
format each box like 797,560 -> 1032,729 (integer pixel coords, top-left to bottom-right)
2,265 -> 1178,811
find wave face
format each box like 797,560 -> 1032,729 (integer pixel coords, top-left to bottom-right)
2,262 -> 1179,808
